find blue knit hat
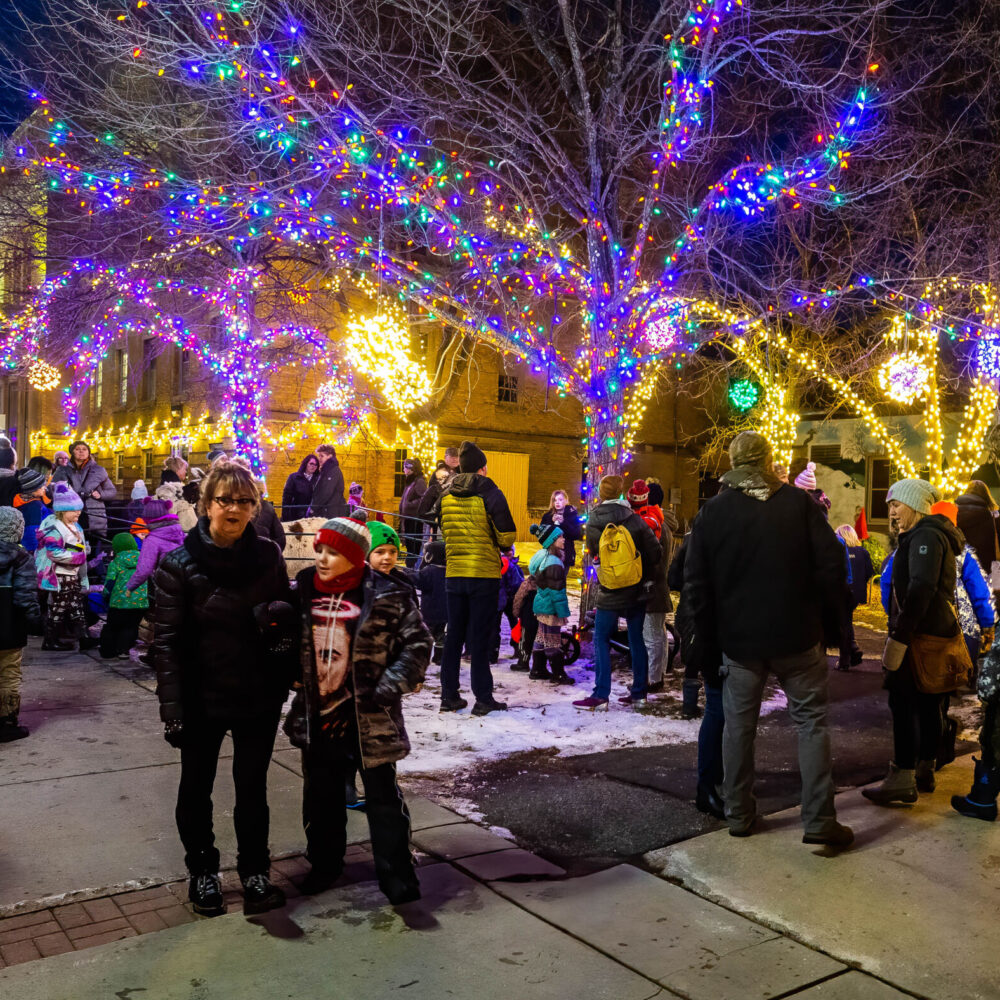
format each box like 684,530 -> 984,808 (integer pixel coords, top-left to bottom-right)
51,481 -> 83,512
530,522 -> 563,550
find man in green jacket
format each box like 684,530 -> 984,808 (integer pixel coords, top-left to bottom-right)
435,441 -> 517,716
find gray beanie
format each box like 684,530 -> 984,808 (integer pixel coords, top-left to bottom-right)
728,431 -> 771,469
0,506 -> 24,545
886,478 -> 939,515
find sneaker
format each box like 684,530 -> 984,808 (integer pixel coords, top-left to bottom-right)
802,822 -> 854,848
298,865 -> 342,895
188,873 -> 225,917
618,693 -> 647,706
440,696 -> 468,712
472,699 -> 508,716
0,715 -> 29,742
729,815 -> 758,838
681,704 -> 703,720
572,696 -> 609,712
241,873 -> 286,915
695,784 -> 726,820
345,777 -> 366,811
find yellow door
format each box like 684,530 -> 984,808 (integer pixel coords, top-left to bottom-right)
481,450 -> 530,542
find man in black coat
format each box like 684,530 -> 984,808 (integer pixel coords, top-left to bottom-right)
682,431 -> 852,848
307,444 -> 348,519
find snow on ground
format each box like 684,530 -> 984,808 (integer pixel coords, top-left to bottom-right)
398,645 -> 789,778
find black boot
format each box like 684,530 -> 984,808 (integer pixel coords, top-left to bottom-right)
188,872 -> 225,916
528,651 -> 551,680
241,873 -> 286,915
0,712 -> 28,742
936,716 -> 958,770
511,643 -> 530,672
345,774 -> 366,811
951,757 -> 1000,821
681,677 -> 702,719
380,871 -> 421,905
41,637 -> 74,651
299,863 -> 343,895
695,783 -> 726,820
547,652 -> 575,685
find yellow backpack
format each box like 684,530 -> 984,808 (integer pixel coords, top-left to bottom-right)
597,522 -> 642,589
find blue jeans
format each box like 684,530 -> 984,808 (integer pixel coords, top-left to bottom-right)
592,606 -> 648,700
698,682 -> 725,794
441,577 -> 501,702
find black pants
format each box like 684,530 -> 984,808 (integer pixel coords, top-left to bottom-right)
492,601 -> 517,660
175,712 -> 281,877
518,603 -> 538,661
99,607 -> 144,657
441,578 -> 500,702
838,595 -> 862,668
888,674 -> 945,769
302,740 -> 415,888
428,622 -> 447,665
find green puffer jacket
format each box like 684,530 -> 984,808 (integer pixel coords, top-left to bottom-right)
435,473 -> 517,579
289,566 -> 431,768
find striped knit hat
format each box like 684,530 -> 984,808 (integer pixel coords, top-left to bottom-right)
314,512 -> 372,566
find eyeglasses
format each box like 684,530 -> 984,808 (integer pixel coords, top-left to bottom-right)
212,496 -> 255,509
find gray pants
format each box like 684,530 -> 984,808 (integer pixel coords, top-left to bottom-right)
721,644 -> 837,836
643,612 -> 668,685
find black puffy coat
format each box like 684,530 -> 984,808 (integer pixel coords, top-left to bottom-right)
252,499 -> 286,551
541,505 -> 583,568
289,566 -> 431,768
152,519 -> 292,724
0,542 -> 41,648
281,472 -> 314,521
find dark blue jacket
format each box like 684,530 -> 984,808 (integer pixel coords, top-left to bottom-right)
412,563 -> 448,627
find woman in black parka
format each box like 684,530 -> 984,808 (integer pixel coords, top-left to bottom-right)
153,460 -> 293,918
281,454 -> 319,521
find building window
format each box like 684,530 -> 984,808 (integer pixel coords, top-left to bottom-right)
143,449 -> 153,482
114,452 -> 125,483
810,444 -> 841,466
173,347 -> 188,395
142,339 -> 157,401
393,448 -> 408,497
95,360 -> 103,411
868,458 -> 893,521
117,348 -> 129,406
497,374 -> 518,404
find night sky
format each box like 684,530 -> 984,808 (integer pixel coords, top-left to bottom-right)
0,0 -> 46,136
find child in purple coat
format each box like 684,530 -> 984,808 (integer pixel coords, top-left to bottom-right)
127,497 -> 186,596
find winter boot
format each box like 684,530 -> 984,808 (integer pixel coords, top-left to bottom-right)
241,873 -> 286,915
547,652 -> 575,685
681,677 -> 702,719
951,757 -> 1000,821
936,716 -> 958,770
915,759 -> 936,793
0,713 -> 28,742
41,636 -> 74,652
511,643 -> 530,672
188,873 -> 225,917
528,650 -> 552,681
345,775 -> 366,811
862,762 -> 918,805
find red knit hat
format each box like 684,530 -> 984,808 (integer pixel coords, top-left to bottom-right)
314,513 -> 372,566
626,478 -> 649,509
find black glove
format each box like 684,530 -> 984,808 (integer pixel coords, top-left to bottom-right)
373,675 -> 399,707
163,720 -> 185,748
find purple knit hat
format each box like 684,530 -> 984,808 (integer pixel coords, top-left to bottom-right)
140,496 -> 175,524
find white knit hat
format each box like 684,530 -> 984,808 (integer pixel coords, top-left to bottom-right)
886,478 -> 939,516
795,462 -> 817,490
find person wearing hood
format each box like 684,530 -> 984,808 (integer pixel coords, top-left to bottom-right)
127,497 -> 187,595
156,481 -> 198,532
864,480 -> 970,806
573,474 -> 661,712
99,533 -> 149,659
50,440 -> 117,539
955,481 -> 1000,588
307,444 -> 348,519
682,432 -> 852,847
398,457 -> 427,567
0,506 -> 42,742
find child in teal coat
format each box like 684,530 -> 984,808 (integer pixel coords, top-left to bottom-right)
527,522 -> 573,684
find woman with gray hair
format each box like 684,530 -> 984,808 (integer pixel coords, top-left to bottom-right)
864,479 -> 968,806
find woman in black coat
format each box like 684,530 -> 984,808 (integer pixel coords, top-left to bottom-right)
153,460 -> 292,918
956,481 -> 1000,583
398,457 -> 427,567
281,454 -> 318,521
540,489 -> 583,568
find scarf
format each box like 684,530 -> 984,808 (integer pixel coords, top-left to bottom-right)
313,565 -> 365,594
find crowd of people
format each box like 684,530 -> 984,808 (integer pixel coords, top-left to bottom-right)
0,427 -> 997,917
